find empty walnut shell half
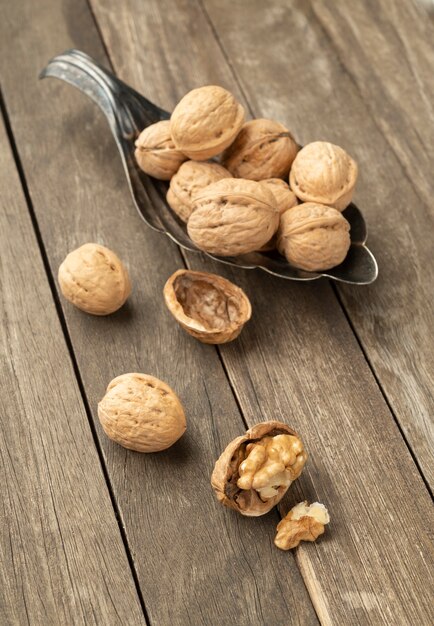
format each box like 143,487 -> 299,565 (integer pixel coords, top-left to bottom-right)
163,269 -> 252,344
134,120 -> 187,180
222,119 -> 299,180
188,178 -> 279,256
211,421 -> 307,517
277,203 -> 351,272
170,85 -> 245,160
167,161 -> 232,222
290,141 -> 358,211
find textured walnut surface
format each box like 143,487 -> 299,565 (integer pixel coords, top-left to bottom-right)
163,269 -> 251,344
211,421 -> 307,516
188,178 -> 279,256
277,203 -> 351,271
261,179 -> 298,215
58,243 -> 131,315
170,85 -> 245,160
167,161 -> 231,222
290,141 -> 358,211
98,373 -> 186,453
134,120 -> 187,180
222,118 -> 299,180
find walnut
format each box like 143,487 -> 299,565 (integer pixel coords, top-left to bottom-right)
58,243 -> 131,315
275,501 -> 330,550
261,179 -> 298,215
277,203 -> 351,272
290,141 -> 358,211
167,161 -> 232,222
259,179 -> 298,251
211,421 -> 307,517
170,86 -> 245,160
134,120 -> 187,180
98,373 -> 186,452
187,178 -> 279,256
222,119 -> 299,180
163,269 -> 251,344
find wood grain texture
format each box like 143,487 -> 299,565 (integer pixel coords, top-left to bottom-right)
0,1 -> 317,625
200,0 -> 434,490
87,0 -> 434,623
0,116 -> 145,624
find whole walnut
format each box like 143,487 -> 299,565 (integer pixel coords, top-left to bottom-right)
211,421 -> 307,517
163,269 -> 251,344
222,119 -> 299,180
290,141 -> 358,211
98,373 -> 186,452
277,203 -> 351,272
167,161 -> 232,222
261,179 -> 298,215
187,178 -> 279,256
58,243 -> 131,315
170,85 -> 245,160
135,120 -> 187,180
258,179 -> 298,251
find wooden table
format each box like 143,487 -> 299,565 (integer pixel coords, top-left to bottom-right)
1,1 -> 433,624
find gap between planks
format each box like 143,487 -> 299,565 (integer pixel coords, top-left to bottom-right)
0,87 -> 152,626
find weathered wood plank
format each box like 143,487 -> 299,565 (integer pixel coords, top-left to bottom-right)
0,112 -> 145,624
87,0 -> 434,623
0,1 -> 318,625
201,0 -> 434,490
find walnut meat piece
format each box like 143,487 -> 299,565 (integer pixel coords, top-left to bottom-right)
98,373 -> 186,452
58,243 -> 131,315
163,269 -> 251,344
134,120 -> 187,180
290,141 -> 358,211
211,421 -> 307,516
275,501 -> 330,550
170,86 -> 245,160
167,161 -> 232,222
277,203 -> 351,272
222,119 -> 299,180
188,178 -> 279,256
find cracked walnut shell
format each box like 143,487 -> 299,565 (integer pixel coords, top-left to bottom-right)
58,243 -> 131,315
163,269 -> 251,344
134,120 -> 187,180
275,501 -> 330,550
222,118 -> 299,180
187,178 -> 279,256
211,421 -> 307,517
98,373 -> 186,452
170,85 -> 245,160
290,141 -> 358,211
277,203 -> 351,272
167,161 -> 232,222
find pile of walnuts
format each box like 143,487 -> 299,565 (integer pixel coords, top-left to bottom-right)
135,85 -> 358,272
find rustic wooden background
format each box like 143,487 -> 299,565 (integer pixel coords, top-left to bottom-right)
1,1 -> 433,624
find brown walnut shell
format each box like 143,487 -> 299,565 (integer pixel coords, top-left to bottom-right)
170,85 -> 245,160
277,203 -> 351,272
167,161 -> 232,222
290,141 -> 358,211
58,243 -> 131,316
98,373 -> 186,453
222,119 -> 299,180
134,120 -> 187,180
163,269 -> 252,344
258,180 -> 298,251
211,421 -> 307,517
187,178 -> 279,256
